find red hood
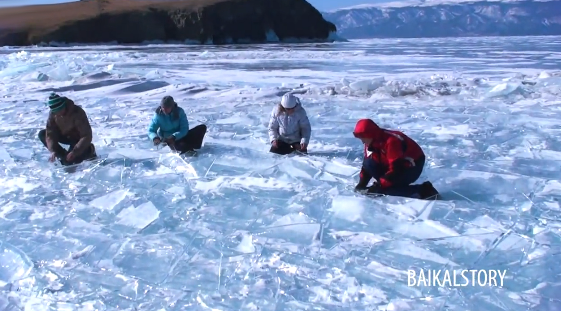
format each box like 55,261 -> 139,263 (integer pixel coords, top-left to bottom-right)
354,119 -> 383,140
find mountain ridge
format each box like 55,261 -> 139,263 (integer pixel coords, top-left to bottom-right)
322,0 -> 561,38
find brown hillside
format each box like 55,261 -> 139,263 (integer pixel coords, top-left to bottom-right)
0,0 -> 228,33
0,0 -> 337,46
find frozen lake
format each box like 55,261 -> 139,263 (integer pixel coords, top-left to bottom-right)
0,36 -> 560,310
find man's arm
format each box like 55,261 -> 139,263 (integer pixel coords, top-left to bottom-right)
45,115 -> 64,154
148,114 -> 160,141
299,111 -> 312,145
72,107 -> 93,155
172,109 -> 189,140
356,145 -> 372,189
379,138 -> 406,188
268,109 -> 280,143
357,167 -> 372,188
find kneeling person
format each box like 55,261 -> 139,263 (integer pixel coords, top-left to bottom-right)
148,96 -> 207,153
353,118 -> 439,199
38,93 -> 97,166
268,93 -> 312,155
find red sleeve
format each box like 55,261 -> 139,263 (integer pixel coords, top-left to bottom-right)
379,138 -> 404,188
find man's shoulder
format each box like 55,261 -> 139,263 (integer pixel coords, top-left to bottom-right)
385,135 -> 403,146
74,106 -> 89,120
295,106 -> 308,117
75,105 -> 87,114
69,102 -> 87,115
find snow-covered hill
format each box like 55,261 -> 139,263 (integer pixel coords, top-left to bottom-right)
322,0 -> 561,38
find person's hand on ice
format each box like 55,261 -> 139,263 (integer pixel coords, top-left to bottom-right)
164,136 -> 175,145
271,140 -> 278,148
292,143 -> 307,153
153,137 -> 161,145
164,136 -> 177,151
49,152 -> 56,162
354,175 -> 370,193
66,151 -> 75,162
354,183 -> 368,192
367,183 -> 382,194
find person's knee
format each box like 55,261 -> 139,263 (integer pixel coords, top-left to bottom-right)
397,166 -> 422,185
37,129 -> 47,146
192,124 -> 207,132
270,144 -> 292,155
191,124 -> 207,136
363,157 -> 380,172
38,129 -> 46,140
363,158 -> 387,181
415,156 -> 426,170
408,169 -> 423,184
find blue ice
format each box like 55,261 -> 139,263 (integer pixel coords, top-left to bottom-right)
0,36 -> 560,310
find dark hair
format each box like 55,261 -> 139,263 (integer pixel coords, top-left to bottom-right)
155,104 -> 179,119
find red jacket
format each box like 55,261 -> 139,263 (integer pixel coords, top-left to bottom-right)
354,119 -> 424,188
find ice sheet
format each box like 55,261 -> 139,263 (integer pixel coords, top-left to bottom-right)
0,36 -> 560,310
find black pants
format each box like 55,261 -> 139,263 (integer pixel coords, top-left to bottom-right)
362,155 -> 425,198
38,129 -> 96,166
269,140 -> 307,155
172,124 -> 207,153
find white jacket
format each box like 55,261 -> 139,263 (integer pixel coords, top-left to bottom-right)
268,103 -> 312,145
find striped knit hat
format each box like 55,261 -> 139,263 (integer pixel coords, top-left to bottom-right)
47,93 -> 67,113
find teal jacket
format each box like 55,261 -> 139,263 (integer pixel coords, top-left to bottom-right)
147,105 -> 189,141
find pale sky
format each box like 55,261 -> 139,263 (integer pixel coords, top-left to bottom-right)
0,0 -> 391,11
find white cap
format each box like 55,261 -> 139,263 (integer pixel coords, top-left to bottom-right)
280,93 -> 299,109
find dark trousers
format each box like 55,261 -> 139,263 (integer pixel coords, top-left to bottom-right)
172,124 -> 207,153
38,129 -> 96,166
270,140 -> 307,155
363,155 -> 425,198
